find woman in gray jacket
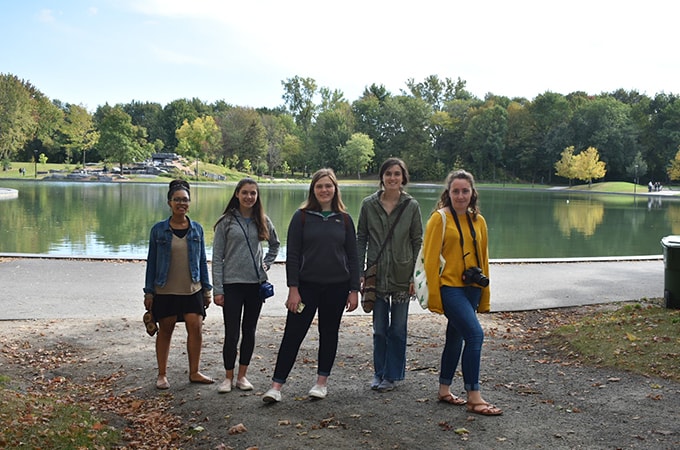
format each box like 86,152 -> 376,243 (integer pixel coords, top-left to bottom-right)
212,178 -> 280,393
357,158 -> 423,392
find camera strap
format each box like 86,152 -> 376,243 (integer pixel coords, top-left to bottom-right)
450,207 -> 482,269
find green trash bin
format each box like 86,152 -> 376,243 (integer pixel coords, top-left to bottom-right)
661,235 -> 680,309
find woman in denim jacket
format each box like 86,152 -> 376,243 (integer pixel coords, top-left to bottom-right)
144,180 -> 214,390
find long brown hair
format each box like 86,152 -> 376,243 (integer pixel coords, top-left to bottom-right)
214,178 -> 269,240
436,169 -> 480,220
301,168 -> 346,213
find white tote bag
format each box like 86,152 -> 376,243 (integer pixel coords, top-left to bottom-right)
413,209 -> 446,309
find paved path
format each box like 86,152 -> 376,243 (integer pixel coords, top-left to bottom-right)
0,256 -> 666,320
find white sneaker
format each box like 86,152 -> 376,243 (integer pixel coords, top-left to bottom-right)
217,378 -> 232,393
262,388 -> 282,403
308,384 -> 327,399
236,377 -> 254,391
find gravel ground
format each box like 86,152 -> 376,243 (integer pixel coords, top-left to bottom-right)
1,305 -> 678,449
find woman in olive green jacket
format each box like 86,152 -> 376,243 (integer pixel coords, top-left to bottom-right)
356,158 -> 422,392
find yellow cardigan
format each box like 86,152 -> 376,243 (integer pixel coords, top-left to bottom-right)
423,208 -> 491,314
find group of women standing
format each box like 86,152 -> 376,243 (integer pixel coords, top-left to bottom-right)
143,160 -> 501,416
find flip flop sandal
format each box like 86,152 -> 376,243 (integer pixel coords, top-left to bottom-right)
438,393 -> 467,405
143,311 -> 158,336
189,375 -> 216,384
466,402 -> 503,416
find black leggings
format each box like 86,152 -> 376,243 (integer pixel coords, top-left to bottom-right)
272,280 -> 349,384
221,283 -> 263,371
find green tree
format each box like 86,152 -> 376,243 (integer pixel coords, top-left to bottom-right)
96,105 -> 150,173
0,74 -> 37,160
339,133 -> 374,178
280,134 -> 304,175
526,91 -> 573,183
281,76 -> 317,132
62,104 -> 99,166
217,107 -> 263,168
555,146 -> 577,185
569,96 -> 638,179
312,101 -> 355,171
464,103 -> 508,180
162,99 -> 203,151
573,146 -> 607,186
242,119 -> 267,174
381,95 -> 432,179
626,151 -> 647,185
123,101 -> 167,149
405,74 -> 457,111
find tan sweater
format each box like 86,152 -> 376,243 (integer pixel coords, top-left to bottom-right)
156,234 -> 202,295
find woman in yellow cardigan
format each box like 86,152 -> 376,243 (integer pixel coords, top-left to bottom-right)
422,170 -> 502,416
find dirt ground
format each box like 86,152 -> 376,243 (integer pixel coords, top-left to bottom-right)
1,305 -> 679,450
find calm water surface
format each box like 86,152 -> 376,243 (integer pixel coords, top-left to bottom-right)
1,181 -> 678,260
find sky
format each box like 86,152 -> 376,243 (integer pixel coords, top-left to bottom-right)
2,0 -> 679,112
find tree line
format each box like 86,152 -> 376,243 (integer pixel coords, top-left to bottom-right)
2,72 -> 680,184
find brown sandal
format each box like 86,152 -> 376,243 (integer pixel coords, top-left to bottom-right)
466,401 -> 503,416
438,393 -> 467,406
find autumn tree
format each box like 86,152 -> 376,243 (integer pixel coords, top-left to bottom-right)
667,147 -> 680,181
176,116 -> 222,176
573,146 -> 606,186
555,146 -> 577,185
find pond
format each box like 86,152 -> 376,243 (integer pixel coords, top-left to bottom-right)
0,180 -> 678,260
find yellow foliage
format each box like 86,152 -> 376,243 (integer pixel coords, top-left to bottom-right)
667,148 -> 680,181
573,146 -> 606,184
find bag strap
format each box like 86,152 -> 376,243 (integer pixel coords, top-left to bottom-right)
369,198 -> 411,267
234,215 -> 261,280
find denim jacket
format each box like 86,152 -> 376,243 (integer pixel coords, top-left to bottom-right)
144,217 -> 212,294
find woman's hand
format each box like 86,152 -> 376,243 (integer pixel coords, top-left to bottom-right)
143,293 -> 153,311
214,294 -> 224,307
285,287 -> 302,313
346,291 -> 359,312
408,282 -> 415,296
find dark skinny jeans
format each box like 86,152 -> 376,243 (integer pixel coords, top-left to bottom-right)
272,280 -> 349,384
221,283 -> 263,371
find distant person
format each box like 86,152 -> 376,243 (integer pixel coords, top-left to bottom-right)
422,170 -> 502,415
356,157 -> 422,392
648,181 -> 653,192
212,178 -> 280,393
263,168 -> 360,403
143,179 -> 214,389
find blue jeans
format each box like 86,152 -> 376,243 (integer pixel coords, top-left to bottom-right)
373,296 -> 410,382
439,286 -> 483,391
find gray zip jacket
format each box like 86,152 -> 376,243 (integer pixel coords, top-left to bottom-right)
211,209 -> 280,295
356,191 -> 423,294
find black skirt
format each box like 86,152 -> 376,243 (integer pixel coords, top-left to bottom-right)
152,291 -> 205,322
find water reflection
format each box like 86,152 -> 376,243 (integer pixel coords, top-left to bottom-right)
553,198 -> 605,237
0,181 -> 678,259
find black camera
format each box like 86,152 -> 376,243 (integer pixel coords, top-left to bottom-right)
462,267 -> 489,287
